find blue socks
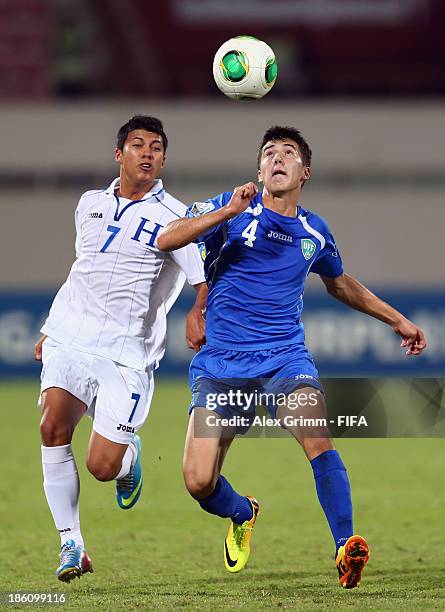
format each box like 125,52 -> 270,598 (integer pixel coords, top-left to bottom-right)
197,451 -> 352,553
310,450 -> 353,554
198,475 -> 253,524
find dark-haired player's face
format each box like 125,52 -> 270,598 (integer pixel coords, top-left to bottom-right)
258,139 -> 310,193
115,129 -> 165,186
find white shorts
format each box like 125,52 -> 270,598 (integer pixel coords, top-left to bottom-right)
39,338 -> 155,444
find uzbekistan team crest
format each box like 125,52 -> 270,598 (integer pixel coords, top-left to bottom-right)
301,238 -> 316,260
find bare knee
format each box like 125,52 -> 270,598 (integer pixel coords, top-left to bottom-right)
86,457 -> 120,482
40,390 -> 85,446
40,415 -> 73,446
183,464 -> 216,499
303,438 -> 335,461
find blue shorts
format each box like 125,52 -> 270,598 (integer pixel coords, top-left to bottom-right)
189,343 -> 322,423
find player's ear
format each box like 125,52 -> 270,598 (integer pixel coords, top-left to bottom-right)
257,168 -> 263,183
302,166 -> 311,182
115,148 -> 123,163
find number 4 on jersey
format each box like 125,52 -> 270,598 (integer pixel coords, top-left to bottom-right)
241,219 -> 259,247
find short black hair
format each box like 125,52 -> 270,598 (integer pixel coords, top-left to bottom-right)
116,115 -> 168,151
257,126 -> 312,168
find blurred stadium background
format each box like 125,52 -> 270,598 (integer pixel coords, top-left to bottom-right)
1,0 -> 444,379
1,1 -> 445,607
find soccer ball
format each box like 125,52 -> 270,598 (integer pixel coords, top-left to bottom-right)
213,36 -> 278,100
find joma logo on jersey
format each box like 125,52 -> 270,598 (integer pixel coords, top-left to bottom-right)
267,230 -> 293,243
117,423 -> 135,433
89,212 -> 103,218
301,238 -> 316,260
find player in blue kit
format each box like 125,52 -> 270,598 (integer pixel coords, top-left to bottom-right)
157,126 -> 426,588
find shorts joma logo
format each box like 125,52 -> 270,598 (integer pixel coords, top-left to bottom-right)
89,212 -> 103,218
117,423 -> 135,433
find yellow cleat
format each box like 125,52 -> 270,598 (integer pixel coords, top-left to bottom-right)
335,535 -> 369,589
224,496 -> 260,573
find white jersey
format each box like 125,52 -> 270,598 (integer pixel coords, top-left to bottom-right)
41,177 -> 205,370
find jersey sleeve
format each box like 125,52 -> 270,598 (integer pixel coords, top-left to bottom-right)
185,192 -> 231,243
310,221 -> 344,278
169,242 -> 206,286
74,201 -> 83,258
74,190 -> 101,258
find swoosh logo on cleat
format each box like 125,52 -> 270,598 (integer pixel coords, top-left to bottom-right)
337,560 -> 349,576
120,477 -> 143,508
224,541 -> 238,568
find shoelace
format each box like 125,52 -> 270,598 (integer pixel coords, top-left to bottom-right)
233,523 -> 252,547
59,545 -> 79,566
117,467 -> 134,492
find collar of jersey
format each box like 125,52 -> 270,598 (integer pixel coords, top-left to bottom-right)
105,177 -> 165,201
249,192 -> 301,221
105,177 -> 165,222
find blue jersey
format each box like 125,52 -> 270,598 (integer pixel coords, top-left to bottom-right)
187,192 -> 343,350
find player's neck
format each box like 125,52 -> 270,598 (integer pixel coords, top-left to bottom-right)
261,187 -> 301,218
117,176 -> 155,201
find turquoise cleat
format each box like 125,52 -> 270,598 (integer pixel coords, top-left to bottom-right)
116,435 -> 143,510
56,540 -> 93,582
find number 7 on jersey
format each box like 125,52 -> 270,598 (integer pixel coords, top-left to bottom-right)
100,225 -> 121,253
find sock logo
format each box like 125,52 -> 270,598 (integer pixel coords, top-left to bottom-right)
58,528 -> 72,533
117,423 -> 135,433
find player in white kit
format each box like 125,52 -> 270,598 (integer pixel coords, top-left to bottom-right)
35,116 -> 207,582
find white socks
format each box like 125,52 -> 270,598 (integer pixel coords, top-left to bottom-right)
42,441 -> 136,548
115,441 -> 136,480
41,444 -> 83,548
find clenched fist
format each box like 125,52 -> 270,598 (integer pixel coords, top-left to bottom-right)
224,182 -> 258,218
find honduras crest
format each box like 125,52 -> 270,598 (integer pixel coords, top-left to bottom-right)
301,238 -> 316,260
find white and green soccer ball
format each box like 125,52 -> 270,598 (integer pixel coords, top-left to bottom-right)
213,36 -> 278,100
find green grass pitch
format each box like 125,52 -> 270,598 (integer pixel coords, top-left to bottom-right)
1,380 -> 445,610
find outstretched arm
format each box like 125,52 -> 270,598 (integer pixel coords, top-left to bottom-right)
320,272 -> 426,356
157,183 -> 258,251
